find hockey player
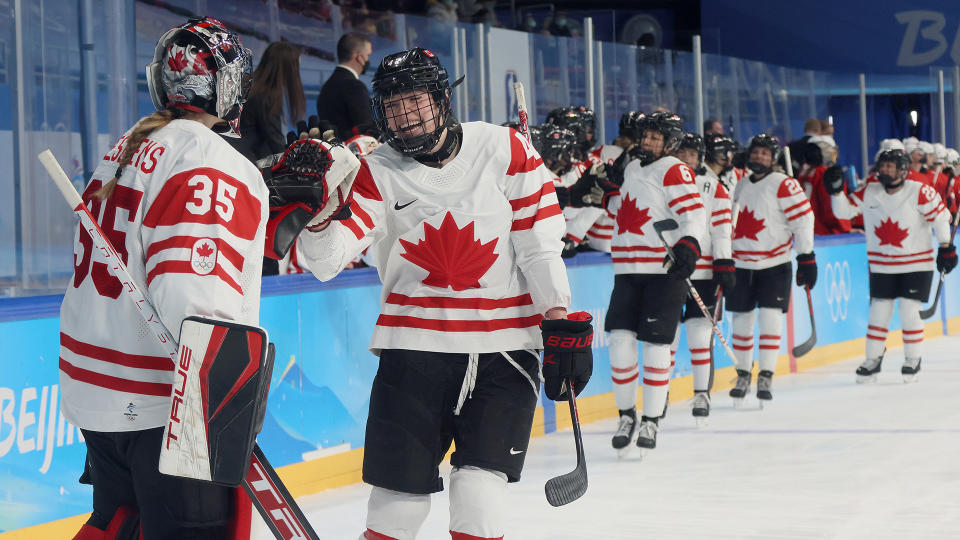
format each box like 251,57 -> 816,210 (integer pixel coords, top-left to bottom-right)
671,133 -> 734,422
703,133 -> 744,195
727,134 -> 816,404
297,48 -> 593,540
796,135 -> 850,234
827,149 -> 956,382
59,18 -> 346,539
603,111 -> 707,453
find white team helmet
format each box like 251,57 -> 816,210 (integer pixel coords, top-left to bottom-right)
932,142 -> 948,163
876,138 -> 905,161
903,136 -> 919,154
917,141 -> 934,155
946,148 -> 960,169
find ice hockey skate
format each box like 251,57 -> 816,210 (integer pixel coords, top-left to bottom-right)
729,369 -> 751,408
691,391 -> 710,427
756,370 -> 773,407
611,408 -> 637,457
901,357 -> 921,383
855,356 -> 883,383
635,417 -> 659,457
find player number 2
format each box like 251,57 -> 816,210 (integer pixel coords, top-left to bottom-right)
186,175 -> 237,221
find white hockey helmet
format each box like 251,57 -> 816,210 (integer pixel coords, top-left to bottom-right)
903,137 -> 919,154
946,148 -> 960,169
876,138 -> 905,161
932,142 -> 948,163
917,141 -> 934,155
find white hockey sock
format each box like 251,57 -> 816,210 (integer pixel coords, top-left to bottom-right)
449,466 -> 507,539
608,329 -> 640,411
730,311 -> 757,371
757,308 -> 782,373
866,298 -> 894,359
641,341 -> 672,418
364,487 -> 431,540
899,298 -> 924,359
686,317 -> 713,391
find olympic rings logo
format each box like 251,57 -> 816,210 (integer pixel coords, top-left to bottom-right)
824,261 -> 852,322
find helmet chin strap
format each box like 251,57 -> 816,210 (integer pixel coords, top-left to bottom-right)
414,121 -> 462,167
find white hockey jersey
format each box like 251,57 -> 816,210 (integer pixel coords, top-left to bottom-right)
59,119 -> 269,432
298,122 -> 570,354
607,155 -> 708,275
731,171 -> 814,270
831,178 -> 951,273
565,145 -> 625,252
691,167 -> 733,280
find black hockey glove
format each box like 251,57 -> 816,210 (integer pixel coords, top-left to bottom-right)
561,235 -> 579,258
712,258 -> 736,292
541,311 -> 594,401
665,236 -> 701,280
731,150 -> 748,170
554,185 -> 571,209
823,165 -> 845,195
796,252 -> 818,288
605,149 -> 631,187
937,245 -> 957,274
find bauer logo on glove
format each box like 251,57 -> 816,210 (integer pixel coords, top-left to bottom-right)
541,311 -> 594,401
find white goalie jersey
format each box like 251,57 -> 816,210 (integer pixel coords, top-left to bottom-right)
59,119 -> 269,432
298,122 -> 571,354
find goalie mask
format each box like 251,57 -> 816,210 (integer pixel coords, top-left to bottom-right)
372,48 -> 462,157
147,17 -> 253,136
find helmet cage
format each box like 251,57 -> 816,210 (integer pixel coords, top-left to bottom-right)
875,149 -> 910,180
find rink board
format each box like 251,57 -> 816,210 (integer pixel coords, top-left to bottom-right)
1,233 -> 958,535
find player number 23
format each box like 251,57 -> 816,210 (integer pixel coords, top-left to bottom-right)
186,175 -> 239,221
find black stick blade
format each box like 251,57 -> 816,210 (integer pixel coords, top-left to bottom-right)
791,286 -> 817,357
919,279 -> 944,319
653,218 -> 679,234
544,462 -> 587,507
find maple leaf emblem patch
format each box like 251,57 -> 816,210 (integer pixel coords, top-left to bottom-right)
399,212 -> 499,291
616,194 -> 651,235
191,238 -> 217,275
874,217 -> 909,248
167,50 -> 189,72
733,207 -> 766,241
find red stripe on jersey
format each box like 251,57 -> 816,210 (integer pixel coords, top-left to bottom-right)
712,209 -> 732,217
668,192 -> 699,208
565,233 -> 583,243
612,245 -> 666,252
353,160 -> 383,201
142,167 -> 261,240
376,313 -> 543,332
676,203 -> 705,215
60,333 -> 173,371
385,293 -> 533,310
341,216 -> 365,240
510,182 -> 554,211
734,239 -> 793,257
146,260 -> 243,294
506,129 -> 544,175
351,200 -> 375,230
662,163 -> 696,186
712,218 -> 732,226
365,529 -> 399,540
145,235 -> 244,270
591,223 -> 614,231
867,249 -> 934,258
868,257 -> 934,266
787,207 -> 813,221
612,256 -> 665,264
587,232 -> 612,239
783,200 -> 809,214
60,357 -> 172,397
511,203 -> 561,231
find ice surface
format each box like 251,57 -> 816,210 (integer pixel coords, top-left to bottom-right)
255,335 -> 960,539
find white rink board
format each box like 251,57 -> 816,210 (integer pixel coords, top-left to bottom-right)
256,335 -> 960,539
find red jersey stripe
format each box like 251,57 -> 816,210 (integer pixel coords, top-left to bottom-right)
60,358 -> 172,397
787,207 -> 813,221
342,216 -> 365,240
868,258 -> 934,266
61,333 -> 173,371
783,200 -> 809,214
146,260 -> 243,294
145,235 -> 244,271
510,182 -> 553,211
376,313 -> 543,332
511,203 -> 562,231
352,200 -> 375,230
676,203 -> 705,215
612,256 -> 666,264
735,239 -> 793,256
668,192 -> 699,208
611,245 -> 666,252
867,249 -> 934,258
385,293 -> 533,310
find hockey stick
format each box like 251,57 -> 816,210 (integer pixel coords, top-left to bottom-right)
38,150 -> 319,540
791,285 -> 817,357
513,81 -> 532,145
920,209 -> 960,319
652,219 -> 739,365
544,381 -> 587,507
707,285 -> 723,392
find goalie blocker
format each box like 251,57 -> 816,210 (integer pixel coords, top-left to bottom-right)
161,317 -> 276,487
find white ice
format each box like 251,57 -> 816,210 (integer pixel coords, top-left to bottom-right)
254,335 -> 960,539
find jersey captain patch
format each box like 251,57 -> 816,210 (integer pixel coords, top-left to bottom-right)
191,238 -> 218,275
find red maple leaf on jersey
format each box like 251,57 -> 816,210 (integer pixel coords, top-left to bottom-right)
733,207 -> 765,241
616,194 -> 651,235
399,212 -> 499,291
195,242 -> 214,258
874,217 -> 909,248
167,51 -> 189,72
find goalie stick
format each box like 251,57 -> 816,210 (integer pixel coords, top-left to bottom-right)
38,150 -> 319,540
514,81 -> 532,145
652,219 -> 739,365
544,381 -> 587,507
920,208 -> 960,319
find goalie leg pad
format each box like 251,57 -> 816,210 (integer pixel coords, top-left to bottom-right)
161,317 -> 275,487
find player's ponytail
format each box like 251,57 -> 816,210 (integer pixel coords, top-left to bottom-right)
94,108 -> 182,200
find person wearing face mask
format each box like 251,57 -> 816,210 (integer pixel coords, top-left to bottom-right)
705,133 -> 747,194
798,135 -> 851,235
317,32 -> 377,140
726,134 -> 816,405
827,149 -> 955,383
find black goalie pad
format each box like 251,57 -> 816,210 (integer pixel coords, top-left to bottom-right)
160,316 -> 275,487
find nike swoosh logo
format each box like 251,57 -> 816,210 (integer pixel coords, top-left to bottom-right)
908,289 -> 918,293
394,199 -> 416,210
646,317 -> 658,322
509,447 -> 524,455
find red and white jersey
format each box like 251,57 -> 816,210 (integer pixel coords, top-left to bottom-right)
586,144 -> 625,167
59,119 -> 269,432
607,156 -> 708,275
576,145 -> 625,253
831,178 -> 951,273
298,122 -> 570,354
555,161 -> 588,188
731,171 -> 814,270
585,214 -> 614,252
718,166 -> 747,194
692,167 -> 733,279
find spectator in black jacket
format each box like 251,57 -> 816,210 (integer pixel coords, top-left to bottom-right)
317,32 -> 376,139
232,42 -> 306,163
